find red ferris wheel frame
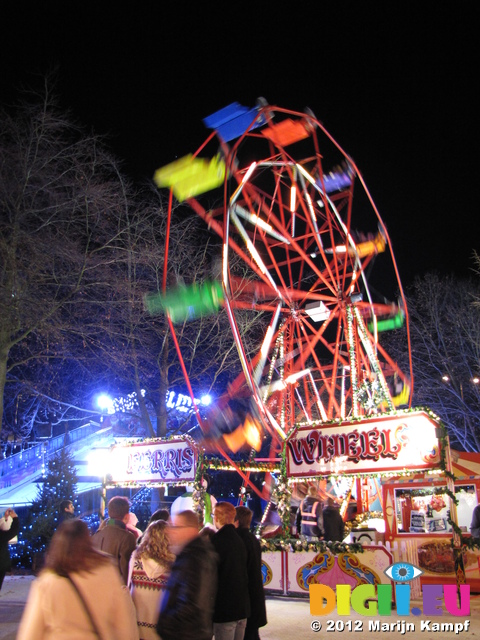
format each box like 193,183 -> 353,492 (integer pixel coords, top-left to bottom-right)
159,102 -> 414,495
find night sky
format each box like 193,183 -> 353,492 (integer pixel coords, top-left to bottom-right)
1,3 -> 477,287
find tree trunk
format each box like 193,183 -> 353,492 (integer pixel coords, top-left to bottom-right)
0,348 -> 7,434
156,330 -> 169,438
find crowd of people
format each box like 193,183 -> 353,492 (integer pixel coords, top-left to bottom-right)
7,485 -> 480,639
1,487 -> 347,639
1,487 -> 344,639
12,496 -> 267,640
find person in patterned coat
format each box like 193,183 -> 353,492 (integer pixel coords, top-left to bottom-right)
128,520 -> 174,640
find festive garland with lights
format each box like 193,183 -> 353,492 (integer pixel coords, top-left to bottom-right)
108,434 -> 199,447
461,536 -> 480,551
104,477 -> 195,489
190,449 -> 207,519
271,445 -> 291,535
395,487 -> 453,500
259,537 -> 364,554
202,456 -> 280,474
270,478 -> 292,536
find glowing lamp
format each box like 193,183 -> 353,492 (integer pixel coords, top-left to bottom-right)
86,448 -> 111,477
96,394 -> 114,414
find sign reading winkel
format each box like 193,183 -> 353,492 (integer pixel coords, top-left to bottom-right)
286,411 -> 441,477
107,437 -> 197,485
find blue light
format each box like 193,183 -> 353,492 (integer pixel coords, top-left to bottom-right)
96,394 -> 114,413
200,394 -> 212,406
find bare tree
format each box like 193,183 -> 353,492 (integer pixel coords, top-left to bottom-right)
0,84 -> 132,437
473,251 -> 480,310
83,190 -> 263,438
386,272 -> 480,451
1,82 -> 264,443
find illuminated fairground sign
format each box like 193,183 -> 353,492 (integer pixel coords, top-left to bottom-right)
106,437 -> 198,485
286,411 -> 441,477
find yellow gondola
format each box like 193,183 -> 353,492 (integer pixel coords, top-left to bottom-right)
153,154 -> 226,202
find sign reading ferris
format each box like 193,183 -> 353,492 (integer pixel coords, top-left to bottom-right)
107,437 -> 197,485
286,411 -> 441,477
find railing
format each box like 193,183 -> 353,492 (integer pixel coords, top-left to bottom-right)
0,422 -> 106,489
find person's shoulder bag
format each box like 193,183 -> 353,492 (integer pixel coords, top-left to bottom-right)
66,574 -> 104,639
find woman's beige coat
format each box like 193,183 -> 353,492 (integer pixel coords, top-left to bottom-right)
17,561 -> 139,640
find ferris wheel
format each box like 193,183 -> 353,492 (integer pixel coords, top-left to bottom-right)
153,100 -> 413,465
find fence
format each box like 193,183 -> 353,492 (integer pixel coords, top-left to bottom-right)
0,422 -> 105,491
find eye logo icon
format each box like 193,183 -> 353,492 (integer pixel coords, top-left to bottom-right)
384,562 -> 423,582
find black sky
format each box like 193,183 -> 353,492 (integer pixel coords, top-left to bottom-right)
1,3 -> 477,287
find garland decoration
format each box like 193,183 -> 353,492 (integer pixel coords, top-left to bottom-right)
461,536 -> 480,551
395,486 -> 458,505
353,305 -> 393,412
271,478 -> 292,536
274,443 -> 291,535
203,456 -> 280,474
346,305 -> 359,416
192,449 -> 206,520
259,537 -> 363,554
106,434 -> 198,447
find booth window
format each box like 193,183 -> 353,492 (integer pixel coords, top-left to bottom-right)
394,485 -> 477,534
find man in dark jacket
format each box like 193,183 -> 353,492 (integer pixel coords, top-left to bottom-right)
235,506 -> 267,640
212,501 -> 250,639
296,486 -> 323,540
57,499 -> 75,526
322,497 -> 345,542
91,496 -> 136,584
157,510 -> 218,640
0,508 -> 20,591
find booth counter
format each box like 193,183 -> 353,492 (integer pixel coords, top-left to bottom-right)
261,545 -> 393,597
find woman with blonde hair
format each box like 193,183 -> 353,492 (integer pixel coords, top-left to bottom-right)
17,519 -> 138,639
128,519 -> 175,640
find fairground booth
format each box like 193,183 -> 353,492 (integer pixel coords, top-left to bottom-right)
279,410 -> 480,597
99,409 -> 480,598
